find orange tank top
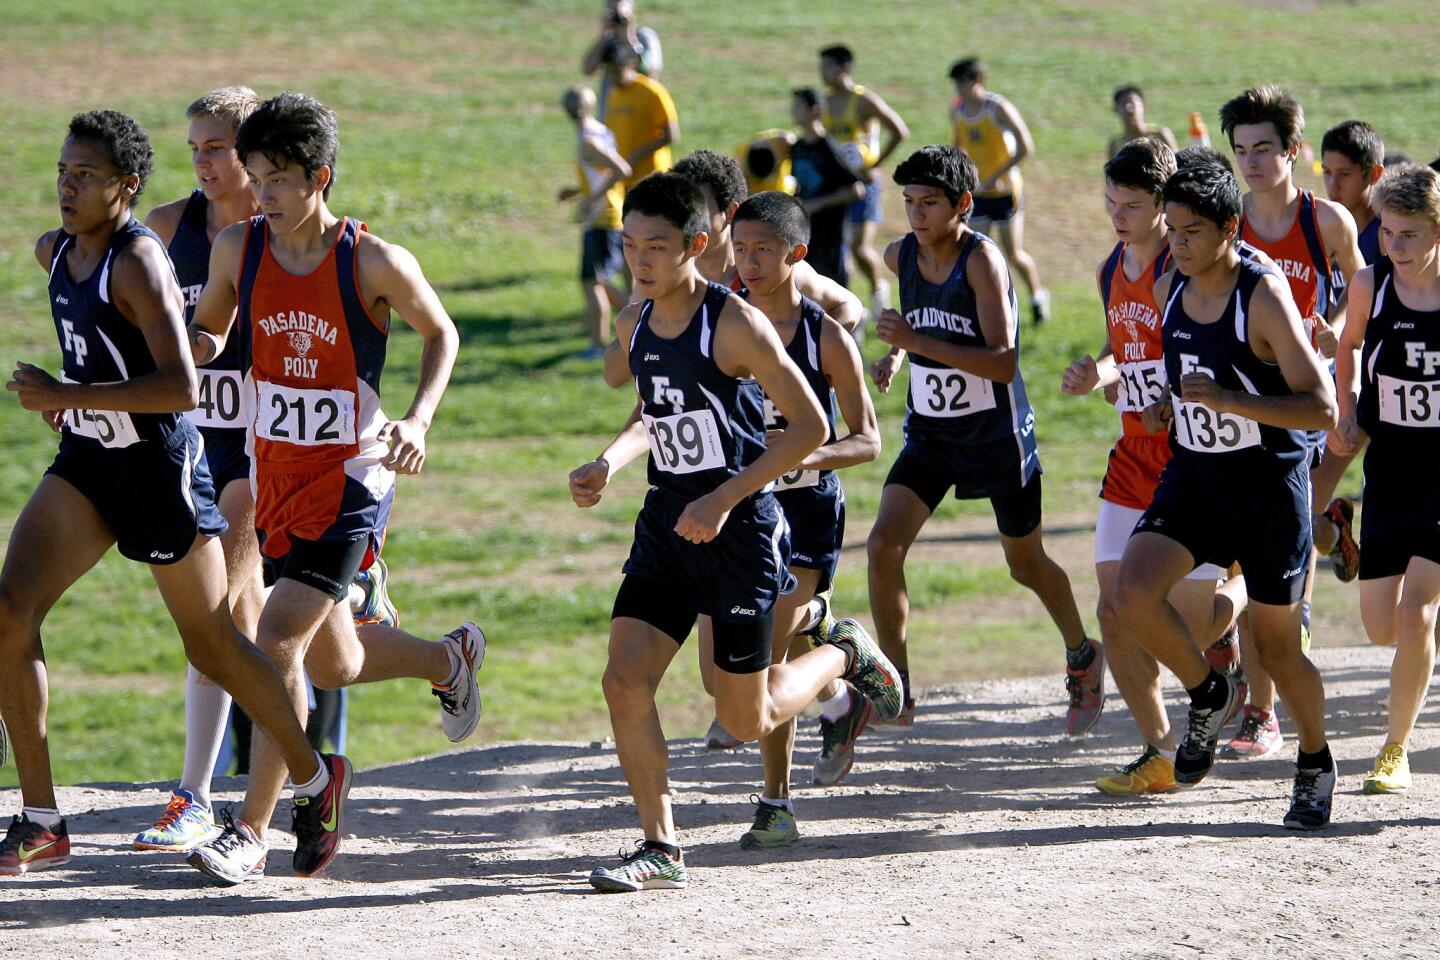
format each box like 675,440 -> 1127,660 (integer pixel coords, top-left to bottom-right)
1239,189 -> 1332,322
236,217 -> 390,471
1099,242 -> 1171,436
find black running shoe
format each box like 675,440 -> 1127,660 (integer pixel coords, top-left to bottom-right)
1283,764 -> 1336,830
1173,676 -> 1238,786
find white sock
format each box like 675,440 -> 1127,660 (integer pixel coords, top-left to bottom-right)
760,796 -> 793,812
292,752 -> 331,798
179,664 -> 232,809
819,686 -> 853,721
22,806 -> 62,829
346,582 -> 367,616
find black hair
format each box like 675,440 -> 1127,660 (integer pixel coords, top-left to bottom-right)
235,92 -> 340,199
792,88 -> 821,111
948,58 -> 984,84
1431,153 -> 1440,174
819,45 -> 853,66
1175,145 -> 1234,175
1105,137 -> 1176,201
1163,163 -> 1242,232
1113,85 -> 1143,107
733,191 -> 810,249
1320,119 -> 1383,170
893,145 -> 977,211
67,110 -> 154,208
671,149 -> 749,214
600,36 -> 640,67
1385,151 -> 1412,169
745,143 -> 778,180
622,171 -> 710,244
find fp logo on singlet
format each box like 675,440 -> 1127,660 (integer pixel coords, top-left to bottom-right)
285,331 -> 319,380
650,375 -> 685,410
1405,342 -> 1440,377
61,318 -> 88,366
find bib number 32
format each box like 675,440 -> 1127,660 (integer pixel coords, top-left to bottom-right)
909,365 -> 997,418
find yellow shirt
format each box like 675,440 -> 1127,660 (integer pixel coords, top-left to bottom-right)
604,73 -> 678,187
951,94 -> 1022,198
822,84 -> 879,170
578,123 -> 624,231
735,129 -> 796,195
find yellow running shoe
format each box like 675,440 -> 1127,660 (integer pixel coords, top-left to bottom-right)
1363,742 -> 1410,794
1097,745 -> 1178,795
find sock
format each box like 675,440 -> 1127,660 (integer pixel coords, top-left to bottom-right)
1186,669 -> 1229,710
346,582 -> 367,616
898,669 -> 911,704
292,752 -> 331,799
819,685 -> 853,721
21,806 -> 62,830
1066,638 -> 1095,670
1296,743 -> 1334,773
179,664 -> 232,809
760,795 -> 793,812
642,838 -> 680,860
437,641 -> 462,689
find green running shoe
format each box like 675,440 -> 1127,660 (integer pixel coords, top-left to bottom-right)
798,588 -> 835,646
824,619 -> 904,722
352,557 -> 398,627
589,841 -> 688,893
739,797 -> 799,850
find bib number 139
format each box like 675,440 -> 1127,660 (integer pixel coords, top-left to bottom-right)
643,409 -> 724,474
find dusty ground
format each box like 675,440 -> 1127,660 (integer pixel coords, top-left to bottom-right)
4,644 -> 1439,960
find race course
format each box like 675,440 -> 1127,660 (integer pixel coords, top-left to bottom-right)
7,644 -> 1438,960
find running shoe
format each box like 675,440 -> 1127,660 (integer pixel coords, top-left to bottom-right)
824,619 -> 904,722
0,713 -> 7,768
705,716 -> 743,750
291,753 -> 353,878
813,690 -> 873,786
132,788 -> 217,851
1323,498 -> 1360,583
872,696 -> 916,728
1363,742 -> 1411,794
0,814 -> 69,875
589,841 -> 688,892
1225,668 -> 1249,727
433,621 -> 486,743
739,797 -> 799,850
1203,627 -> 1240,673
1173,676 -> 1238,786
1031,288 -> 1052,325
1283,763 -> 1336,830
187,809 -> 267,885
1096,745 -> 1178,796
1219,706 -> 1282,760
352,557 -> 399,627
798,588 -> 836,646
1065,639 -> 1105,736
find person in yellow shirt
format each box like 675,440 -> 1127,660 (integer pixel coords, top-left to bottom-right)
600,40 -> 679,190
561,85 -> 632,358
736,129 -> 797,196
949,57 -> 1050,324
818,44 -> 909,323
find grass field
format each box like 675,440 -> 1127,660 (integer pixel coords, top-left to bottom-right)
2,0 -> 1437,789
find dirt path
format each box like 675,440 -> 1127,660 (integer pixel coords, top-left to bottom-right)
5,644 -> 1439,960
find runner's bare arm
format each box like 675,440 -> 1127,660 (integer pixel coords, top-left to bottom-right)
1331,265 -> 1374,455
800,314 -> 880,471
794,260 -> 863,333
570,400 -> 647,508
187,222 -> 246,365
860,89 -> 909,170
143,198 -> 188,248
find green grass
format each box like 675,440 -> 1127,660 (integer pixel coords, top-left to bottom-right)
1,0 -> 1419,788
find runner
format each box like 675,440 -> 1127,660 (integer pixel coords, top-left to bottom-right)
568,171 -> 902,891
1115,161 -> 1339,828
181,93 -> 484,885
1333,164 -> 1440,795
868,145 -> 1096,732
1062,137 -> 1246,793
0,110 -> 329,877
949,58 -> 1050,324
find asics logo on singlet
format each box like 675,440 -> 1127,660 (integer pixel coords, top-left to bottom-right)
1171,330 -> 1192,341
54,294 -> 69,305
1405,342 -> 1440,377
650,375 -> 685,410
284,331 -> 320,380
149,550 -> 174,560
644,353 -> 662,362
61,319 -> 88,366
730,606 -> 756,616
1394,322 -> 1416,330
1284,566 -> 1304,578
905,307 -> 976,336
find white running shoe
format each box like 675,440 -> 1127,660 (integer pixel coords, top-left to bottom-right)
434,622 -> 486,742
187,811 -> 267,886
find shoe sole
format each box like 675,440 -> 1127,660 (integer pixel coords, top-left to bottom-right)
443,623 -> 486,743
1174,680 -> 1241,786
186,849 -> 266,886
0,854 -> 70,875
1096,779 -> 1178,797
813,701 -> 872,786
739,832 -> 799,850
1362,781 -> 1408,795
588,874 -> 687,893
294,756 -> 353,879
1282,816 -> 1331,831
133,829 -> 218,852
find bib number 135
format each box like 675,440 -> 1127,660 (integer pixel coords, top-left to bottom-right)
643,409 -> 725,474
255,382 -> 356,446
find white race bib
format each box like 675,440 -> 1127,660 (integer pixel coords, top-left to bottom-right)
643,408 -> 725,474
185,369 -> 253,430
60,376 -> 141,449
908,365 -> 997,418
1173,398 -> 1261,453
777,466 -> 822,490
1115,359 -> 1168,413
255,382 -> 356,447
1378,374 -> 1440,427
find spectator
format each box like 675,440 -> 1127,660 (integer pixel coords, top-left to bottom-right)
790,88 -> 865,286
582,0 -> 663,112
601,40 -> 679,189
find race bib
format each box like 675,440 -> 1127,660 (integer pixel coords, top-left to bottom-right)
255,382 -> 356,447
59,376 -> 140,449
908,365 -> 997,418
643,408 -> 725,474
1115,359 -> 1167,413
777,466 -> 822,490
184,369 -> 253,430
1378,374 -> 1440,427
1173,398 -> 1261,453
